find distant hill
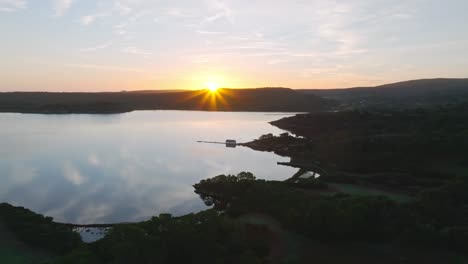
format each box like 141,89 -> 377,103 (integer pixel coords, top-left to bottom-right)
3,78 -> 464,113
121,89 -> 187,93
0,88 -> 334,114
300,78 -> 468,109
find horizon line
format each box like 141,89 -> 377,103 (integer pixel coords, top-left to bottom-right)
1,77 -> 467,93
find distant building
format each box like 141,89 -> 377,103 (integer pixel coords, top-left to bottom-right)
299,171 -> 321,179
225,139 -> 237,148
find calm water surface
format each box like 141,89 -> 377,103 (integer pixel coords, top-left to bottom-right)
0,111 -> 296,224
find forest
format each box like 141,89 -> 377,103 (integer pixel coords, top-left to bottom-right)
1,169 -> 467,263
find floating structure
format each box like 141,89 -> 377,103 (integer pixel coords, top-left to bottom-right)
197,139 -> 237,148
225,139 -> 237,148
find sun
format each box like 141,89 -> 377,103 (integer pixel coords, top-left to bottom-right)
206,82 -> 219,93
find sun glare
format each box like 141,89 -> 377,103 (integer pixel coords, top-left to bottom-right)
206,82 -> 219,93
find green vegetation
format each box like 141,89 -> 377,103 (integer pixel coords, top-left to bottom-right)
328,183 -> 412,202
0,248 -> 35,264
302,78 -> 468,109
0,203 -> 82,255
0,171 -> 466,263
194,173 -> 468,255
52,209 -> 271,264
0,222 -> 47,264
244,103 -> 468,195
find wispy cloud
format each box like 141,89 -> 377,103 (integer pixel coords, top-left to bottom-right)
53,0 -> 74,17
80,13 -> 107,26
201,0 -> 234,24
167,7 -> 196,18
114,1 -> 132,16
66,63 -> 146,73
79,42 -> 112,52
312,2 -> 368,58
299,65 -> 345,77
196,30 -> 226,34
267,59 -> 288,65
391,13 -> 413,20
2,0 -> 468,91
123,46 -> 152,57
0,0 -> 26,12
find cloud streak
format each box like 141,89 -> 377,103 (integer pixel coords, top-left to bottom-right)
123,46 -> 153,57
79,42 -> 112,52
201,0 -> 234,24
66,63 -> 147,73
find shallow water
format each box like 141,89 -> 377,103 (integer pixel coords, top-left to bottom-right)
0,111 -> 296,224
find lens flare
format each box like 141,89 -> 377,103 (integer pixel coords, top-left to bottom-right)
206,82 -> 219,92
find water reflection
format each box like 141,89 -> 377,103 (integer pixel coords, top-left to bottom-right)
0,111 -> 296,224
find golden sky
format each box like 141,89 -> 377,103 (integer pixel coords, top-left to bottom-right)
1,0 -> 468,91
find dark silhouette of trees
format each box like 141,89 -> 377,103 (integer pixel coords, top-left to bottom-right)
0,203 -> 82,254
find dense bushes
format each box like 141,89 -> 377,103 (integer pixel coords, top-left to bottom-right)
196,175 -> 411,241
2,172 -> 467,263
53,209 -> 270,264
266,105 -> 468,184
194,174 -> 468,254
0,203 -> 82,254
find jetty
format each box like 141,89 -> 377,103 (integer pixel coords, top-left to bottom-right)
197,139 -> 238,148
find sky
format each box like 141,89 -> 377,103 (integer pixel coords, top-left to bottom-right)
1,0 -> 467,91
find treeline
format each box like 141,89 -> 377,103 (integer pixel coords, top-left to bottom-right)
0,88 -> 334,114
1,172 -> 467,263
0,203 -> 82,254
302,78 -> 468,109
1,202 -> 272,263
194,173 -> 468,255
52,210 -> 271,264
240,103 -> 468,193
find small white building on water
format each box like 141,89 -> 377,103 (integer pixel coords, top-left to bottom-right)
299,171 -> 321,179
225,139 -> 237,148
